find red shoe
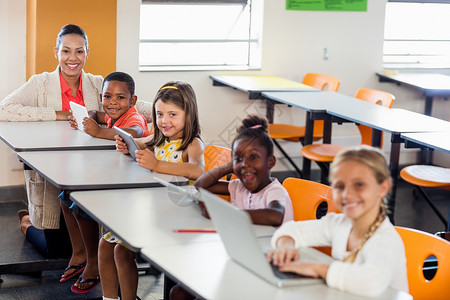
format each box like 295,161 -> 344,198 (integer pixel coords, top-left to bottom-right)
59,263 -> 86,283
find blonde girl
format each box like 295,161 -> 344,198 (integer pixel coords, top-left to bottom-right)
267,145 -> 408,297
103,81 -> 204,300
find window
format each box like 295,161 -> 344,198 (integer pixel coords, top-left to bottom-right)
139,0 -> 263,71
383,0 -> 450,69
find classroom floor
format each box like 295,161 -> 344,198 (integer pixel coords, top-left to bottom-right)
0,172 -> 448,300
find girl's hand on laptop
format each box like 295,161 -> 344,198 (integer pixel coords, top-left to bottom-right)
115,135 -> 129,154
267,247 -> 300,266
278,261 -> 329,279
135,148 -> 157,170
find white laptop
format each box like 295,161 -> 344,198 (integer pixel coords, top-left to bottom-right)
153,176 -> 199,207
199,188 -> 328,287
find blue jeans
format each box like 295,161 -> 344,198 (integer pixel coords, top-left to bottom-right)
25,214 -> 72,259
59,191 -> 94,221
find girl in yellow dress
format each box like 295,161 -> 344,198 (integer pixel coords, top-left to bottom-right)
102,81 -> 204,300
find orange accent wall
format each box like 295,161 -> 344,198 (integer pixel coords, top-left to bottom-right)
26,0 -> 117,80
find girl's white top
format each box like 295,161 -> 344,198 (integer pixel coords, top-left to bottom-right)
271,213 -> 408,297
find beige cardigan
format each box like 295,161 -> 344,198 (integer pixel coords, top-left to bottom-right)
1,68 -> 153,229
0,67 -> 103,121
2,67 -> 103,229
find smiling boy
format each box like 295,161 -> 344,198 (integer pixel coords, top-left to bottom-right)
70,71 -> 150,139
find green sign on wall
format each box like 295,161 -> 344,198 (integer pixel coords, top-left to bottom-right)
286,0 -> 367,11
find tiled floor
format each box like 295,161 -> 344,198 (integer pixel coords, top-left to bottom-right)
0,173 -> 448,300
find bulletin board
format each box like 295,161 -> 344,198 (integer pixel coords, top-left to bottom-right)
286,0 -> 367,11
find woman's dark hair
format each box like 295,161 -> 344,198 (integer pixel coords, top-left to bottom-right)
56,24 -> 89,50
232,114 -> 274,156
102,72 -> 135,96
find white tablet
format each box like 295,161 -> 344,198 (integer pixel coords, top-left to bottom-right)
154,176 -> 198,207
69,101 -> 89,132
114,126 -> 140,161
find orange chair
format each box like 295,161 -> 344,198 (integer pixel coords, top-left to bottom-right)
395,226 -> 450,300
301,88 -> 395,183
268,73 -> 341,177
400,165 -> 450,229
203,145 -> 237,202
282,177 -> 340,255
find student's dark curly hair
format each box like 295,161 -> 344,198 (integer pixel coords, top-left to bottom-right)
102,72 -> 135,96
56,24 -> 88,50
232,114 -> 274,156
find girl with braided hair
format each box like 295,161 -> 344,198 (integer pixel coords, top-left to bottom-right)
267,145 -> 408,297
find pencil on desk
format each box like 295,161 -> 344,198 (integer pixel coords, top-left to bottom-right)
173,228 -> 217,233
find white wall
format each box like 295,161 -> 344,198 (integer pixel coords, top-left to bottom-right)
1,0 -> 449,186
0,0 -> 27,187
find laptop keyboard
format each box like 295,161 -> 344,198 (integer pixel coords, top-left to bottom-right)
269,261 -> 306,280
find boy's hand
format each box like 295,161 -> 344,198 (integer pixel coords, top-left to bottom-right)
115,135 -> 129,154
87,110 -> 97,121
82,118 -> 101,137
135,148 -> 158,170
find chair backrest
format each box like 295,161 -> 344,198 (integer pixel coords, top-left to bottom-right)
302,73 -> 341,92
354,88 -> 395,146
282,177 -> 340,256
302,73 -> 341,134
204,145 -> 231,174
204,145 -> 238,180
395,226 -> 450,300
204,145 -> 237,202
282,177 -> 339,221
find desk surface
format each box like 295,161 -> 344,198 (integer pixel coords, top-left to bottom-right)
0,121 -> 116,152
210,75 -> 318,99
377,72 -> 450,96
141,240 -> 411,300
264,91 -> 450,133
262,91 -> 331,112
401,131 -> 450,154
70,186 -> 409,300
324,94 -> 450,134
70,187 -> 275,251
18,150 -> 187,191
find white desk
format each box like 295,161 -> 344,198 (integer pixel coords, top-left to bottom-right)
262,91 -> 334,178
210,75 -> 319,122
326,102 -> 450,221
141,239 -> 411,300
377,72 -> 450,116
402,131 -> 450,154
0,121 -> 116,152
210,75 -> 317,99
70,187 -> 275,252
70,188 -> 410,300
17,150 -> 187,191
